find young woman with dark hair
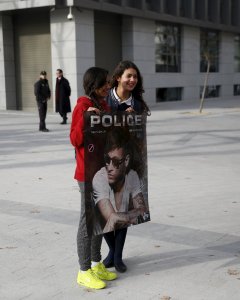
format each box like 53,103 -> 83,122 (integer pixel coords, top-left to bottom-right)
107,60 -> 150,115
103,60 -> 150,273
70,67 -> 117,289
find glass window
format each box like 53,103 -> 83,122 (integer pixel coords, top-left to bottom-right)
155,23 -> 181,72
200,85 -> 220,98
220,0 -> 230,24
200,30 -> 219,72
180,0 -> 192,18
163,0 -> 177,15
156,87 -> 182,102
234,35 -> 240,72
145,0 -> 161,12
231,0 -> 239,26
103,0 -> 121,5
124,0 -> 142,9
208,0 -> 218,22
195,0 -> 206,20
233,84 -> 240,95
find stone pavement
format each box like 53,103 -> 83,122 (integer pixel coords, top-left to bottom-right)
0,98 -> 240,300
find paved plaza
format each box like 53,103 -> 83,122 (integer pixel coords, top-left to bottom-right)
0,98 -> 240,300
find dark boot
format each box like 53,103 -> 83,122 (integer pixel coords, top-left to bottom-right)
60,113 -> 67,124
103,231 -> 115,268
114,228 -> 127,273
60,118 -> 67,124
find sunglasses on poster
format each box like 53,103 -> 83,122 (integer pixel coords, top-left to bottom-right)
104,154 -> 126,169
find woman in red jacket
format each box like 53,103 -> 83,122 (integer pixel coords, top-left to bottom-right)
70,67 -> 117,289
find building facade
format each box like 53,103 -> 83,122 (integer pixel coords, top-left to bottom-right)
0,0 -> 240,111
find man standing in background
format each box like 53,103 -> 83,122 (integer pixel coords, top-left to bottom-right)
55,69 -> 71,124
34,70 -> 51,132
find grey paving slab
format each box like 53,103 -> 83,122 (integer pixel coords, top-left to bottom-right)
0,98 -> 240,300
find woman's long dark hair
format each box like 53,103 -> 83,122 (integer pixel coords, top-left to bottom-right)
110,61 -> 150,115
83,67 -> 108,109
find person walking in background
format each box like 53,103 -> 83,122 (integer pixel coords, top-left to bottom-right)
34,70 -> 51,132
103,60 -> 151,273
55,69 -> 71,124
70,67 -> 117,290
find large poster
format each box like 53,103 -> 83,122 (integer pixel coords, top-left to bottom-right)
84,111 -> 150,235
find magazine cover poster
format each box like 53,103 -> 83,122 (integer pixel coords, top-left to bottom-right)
84,111 -> 150,235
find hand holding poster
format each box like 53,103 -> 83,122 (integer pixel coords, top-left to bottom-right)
84,111 -> 150,235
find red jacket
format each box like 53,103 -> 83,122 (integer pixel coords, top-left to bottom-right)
70,96 -> 110,182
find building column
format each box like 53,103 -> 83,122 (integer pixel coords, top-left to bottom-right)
181,25 -> 200,101
122,16 -> 155,104
0,15 -> 16,110
50,7 -> 95,110
220,32 -> 235,98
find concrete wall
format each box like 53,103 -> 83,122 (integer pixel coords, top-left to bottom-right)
181,26 -> 200,101
122,19 -> 203,105
0,15 -> 16,110
149,25 -> 202,102
75,9 -> 95,102
123,21 -> 240,104
220,32 -> 236,98
0,15 -> 6,110
95,11 -> 122,74
0,0 -> 55,11
122,16 -> 156,105
1,5 -> 240,111
50,7 -> 95,110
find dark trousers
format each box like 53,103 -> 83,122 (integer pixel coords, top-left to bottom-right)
37,101 -> 47,130
77,182 -> 102,271
104,227 -> 127,263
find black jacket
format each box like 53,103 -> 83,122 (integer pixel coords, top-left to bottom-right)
55,77 -> 71,114
34,79 -> 51,103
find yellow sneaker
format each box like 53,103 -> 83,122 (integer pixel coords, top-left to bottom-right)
92,262 -> 117,281
77,269 -> 106,289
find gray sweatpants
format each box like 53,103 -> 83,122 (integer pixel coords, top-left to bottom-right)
77,181 -> 102,271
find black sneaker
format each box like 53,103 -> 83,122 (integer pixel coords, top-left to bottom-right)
40,128 -> 49,132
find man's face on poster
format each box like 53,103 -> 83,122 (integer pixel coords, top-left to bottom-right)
104,147 -> 130,185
